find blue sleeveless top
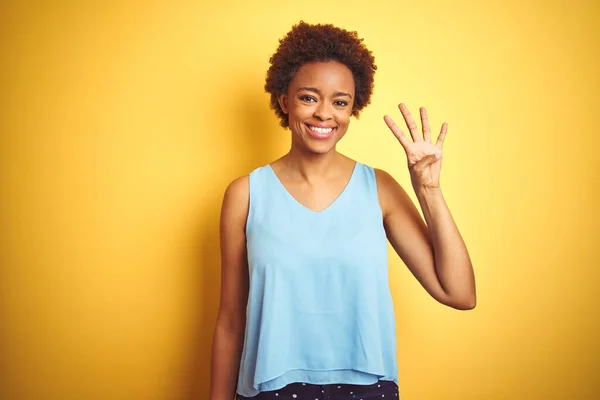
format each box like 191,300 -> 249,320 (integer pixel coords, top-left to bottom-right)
236,162 -> 398,396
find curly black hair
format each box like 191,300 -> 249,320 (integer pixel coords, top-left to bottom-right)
265,21 -> 377,128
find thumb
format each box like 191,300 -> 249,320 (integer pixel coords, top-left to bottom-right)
413,154 -> 440,172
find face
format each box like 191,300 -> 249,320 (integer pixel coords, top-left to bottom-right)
278,61 -> 355,155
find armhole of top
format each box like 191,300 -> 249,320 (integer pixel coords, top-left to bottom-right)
245,168 -> 258,237
365,164 -> 385,219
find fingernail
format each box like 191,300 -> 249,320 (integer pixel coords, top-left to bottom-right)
435,153 -> 441,159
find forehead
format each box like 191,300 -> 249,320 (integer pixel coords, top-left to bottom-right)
290,61 -> 355,93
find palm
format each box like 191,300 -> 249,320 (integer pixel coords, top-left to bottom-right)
384,103 -> 447,191
406,140 -> 441,187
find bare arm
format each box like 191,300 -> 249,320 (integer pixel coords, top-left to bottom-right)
376,169 -> 476,310
210,176 -> 250,400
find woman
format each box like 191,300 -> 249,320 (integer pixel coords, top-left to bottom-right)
210,21 -> 476,400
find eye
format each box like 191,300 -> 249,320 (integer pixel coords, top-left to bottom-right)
299,95 -> 317,102
334,100 -> 349,107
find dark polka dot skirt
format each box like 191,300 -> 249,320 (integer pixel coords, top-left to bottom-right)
236,380 -> 399,399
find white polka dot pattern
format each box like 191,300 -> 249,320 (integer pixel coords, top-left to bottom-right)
235,379 -> 399,399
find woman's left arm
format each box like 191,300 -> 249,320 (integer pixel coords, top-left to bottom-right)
378,103 -> 476,310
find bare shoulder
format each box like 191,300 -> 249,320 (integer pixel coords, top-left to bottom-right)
217,175 -> 251,331
223,175 -> 249,203
373,168 -> 398,189
373,168 -> 404,215
221,175 -> 250,224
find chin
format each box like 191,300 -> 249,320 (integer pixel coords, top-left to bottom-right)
306,142 -> 336,154
302,134 -> 343,154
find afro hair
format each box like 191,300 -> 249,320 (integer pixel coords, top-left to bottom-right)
265,21 -> 377,128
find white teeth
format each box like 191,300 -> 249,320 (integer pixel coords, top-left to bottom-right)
308,125 -> 333,134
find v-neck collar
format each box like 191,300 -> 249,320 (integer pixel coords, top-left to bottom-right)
266,162 -> 359,215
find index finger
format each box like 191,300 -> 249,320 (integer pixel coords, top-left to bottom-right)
384,115 -> 411,151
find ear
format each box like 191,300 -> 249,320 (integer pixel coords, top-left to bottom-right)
278,94 -> 289,114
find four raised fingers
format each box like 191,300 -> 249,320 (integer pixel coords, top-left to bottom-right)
388,104 -> 447,149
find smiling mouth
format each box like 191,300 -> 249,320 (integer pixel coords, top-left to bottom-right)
305,124 -> 337,139
306,124 -> 334,134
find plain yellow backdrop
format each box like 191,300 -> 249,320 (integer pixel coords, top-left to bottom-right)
1,0 -> 598,399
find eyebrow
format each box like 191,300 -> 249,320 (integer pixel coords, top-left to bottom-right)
297,87 -> 353,99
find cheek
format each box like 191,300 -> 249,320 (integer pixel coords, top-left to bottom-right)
337,111 -> 352,126
288,104 -> 311,119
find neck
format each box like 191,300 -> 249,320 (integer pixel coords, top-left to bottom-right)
282,146 -> 341,182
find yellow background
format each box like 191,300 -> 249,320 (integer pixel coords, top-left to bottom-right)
1,0 -> 598,399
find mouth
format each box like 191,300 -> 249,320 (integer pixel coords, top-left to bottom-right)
304,123 -> 337,140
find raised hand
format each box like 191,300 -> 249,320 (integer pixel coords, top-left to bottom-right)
384,103 -> 447,191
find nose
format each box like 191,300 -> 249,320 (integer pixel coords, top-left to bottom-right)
313,102 -> 333,121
